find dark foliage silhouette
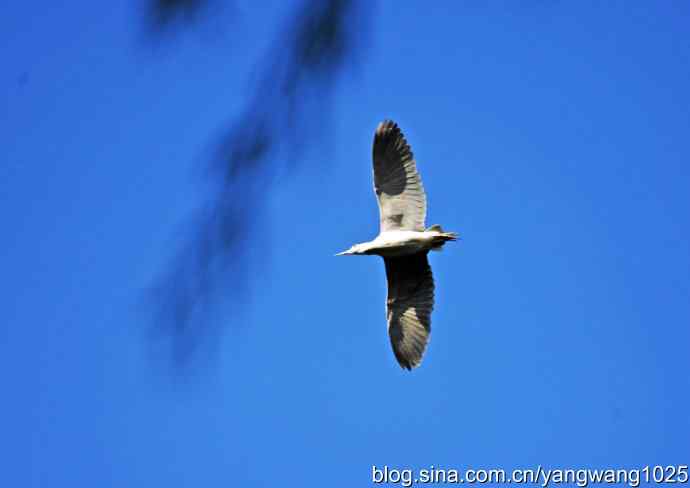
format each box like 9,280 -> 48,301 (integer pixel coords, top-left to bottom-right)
147,0 -> 212,33
145,0 -> 368,373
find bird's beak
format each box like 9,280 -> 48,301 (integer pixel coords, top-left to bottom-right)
335,249 -> 353,256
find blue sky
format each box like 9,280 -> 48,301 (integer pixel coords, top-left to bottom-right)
1,1 -> 689,486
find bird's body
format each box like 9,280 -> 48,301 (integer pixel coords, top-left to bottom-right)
337,120 -> 457,370
341,230 -> 456,258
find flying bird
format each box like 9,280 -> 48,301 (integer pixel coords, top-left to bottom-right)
336,120 -> 457,370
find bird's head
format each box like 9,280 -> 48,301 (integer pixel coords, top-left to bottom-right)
335,243 -> 368,256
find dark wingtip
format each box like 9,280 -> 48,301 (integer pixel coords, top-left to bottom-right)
373,119 -> 412,162
398,360 -> 418,371
375,119 -> 399,137
393,350 -> 421,371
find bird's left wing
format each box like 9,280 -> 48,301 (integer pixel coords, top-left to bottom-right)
384,252 -> 435,370
372,120 -> 427,232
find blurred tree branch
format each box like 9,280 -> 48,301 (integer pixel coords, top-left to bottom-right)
147,0 -> 211,32
145,0 -> 368,374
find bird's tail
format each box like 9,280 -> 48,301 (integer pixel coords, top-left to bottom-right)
427,224 -> 458,251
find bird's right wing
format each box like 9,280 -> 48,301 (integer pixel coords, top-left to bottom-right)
384,252 -> 435,370
372,120 -> 427,232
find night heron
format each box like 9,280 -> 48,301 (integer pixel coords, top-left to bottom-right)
336,120 -> 457,370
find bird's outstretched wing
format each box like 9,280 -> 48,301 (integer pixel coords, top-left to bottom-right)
372,120 -> 427,232
384,252 -> 434,370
